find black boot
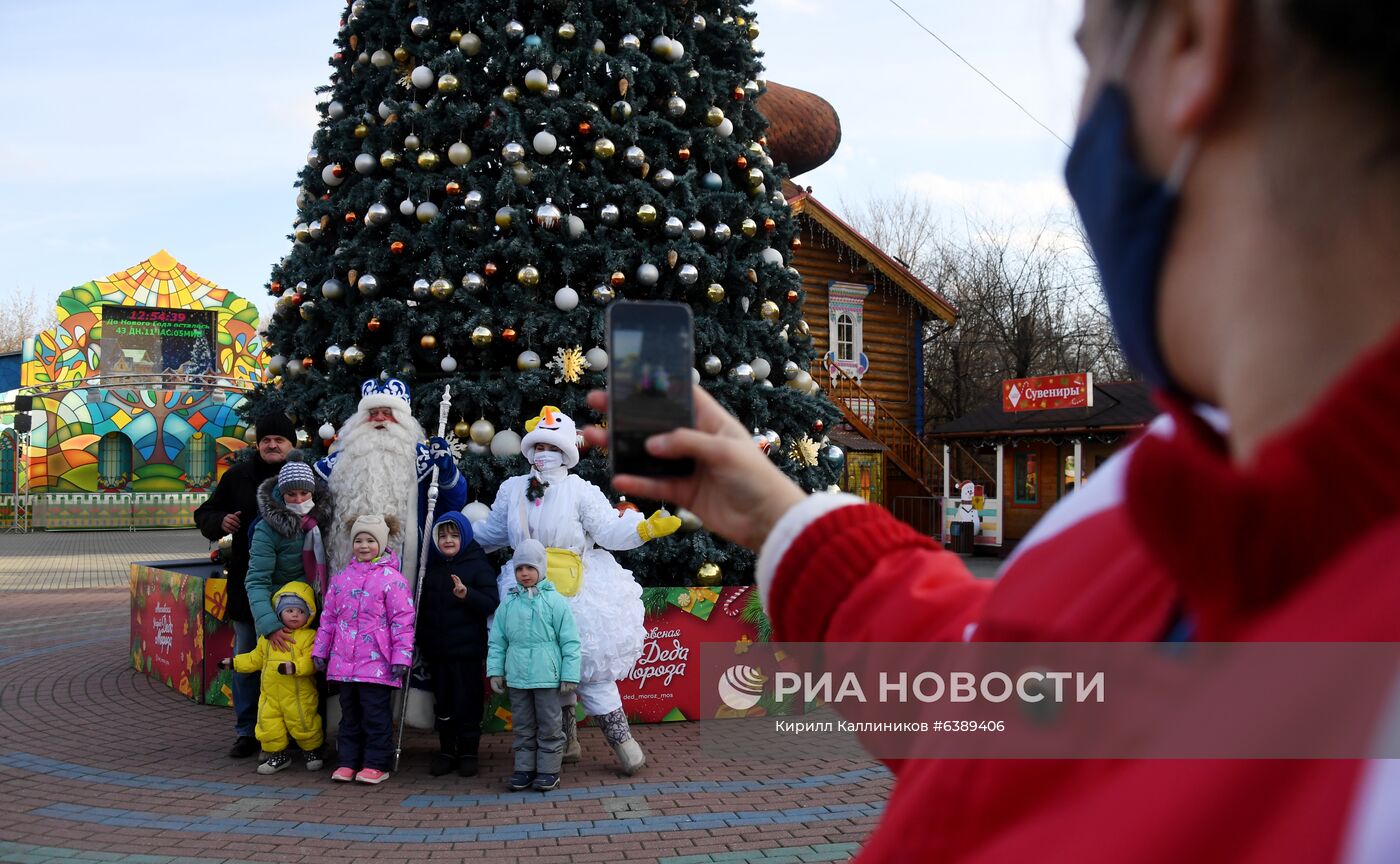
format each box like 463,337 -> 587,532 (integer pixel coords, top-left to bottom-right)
429,733 -> 458,777
457,736 -> 480,777
227,735 -> 258,759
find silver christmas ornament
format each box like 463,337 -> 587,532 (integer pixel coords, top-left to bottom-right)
464,190 -> 484,211
413,278 -> 431,298
501,142 -> 526,164
712,223 -> 732,242
459,32 -> 482,55
354,153 -> 377,174
655,168 -> 676,189
410,15 -> 430,36
505,20 -> 525,38
688,220 -> 707,240
600,204 -> 621,226
702,355 -> 723,376
663,216 -> 684,238
358,274 -> 380,296
624,145 -> 646,167
666,95 -> 687,117
677,264 -> 699,285
636,263 -> 660,285
343,345 -> 365,366
306,148 -> 323,168
461,272 -> 485,293
534,201 -> 563,229
322,278 -> 345,300
366,203 -> 390,227
592,284 -> 616,303
324,345 -> 343,365
729,363 -> 755,383
327,100 -> 346,120
371,49 -> 392,67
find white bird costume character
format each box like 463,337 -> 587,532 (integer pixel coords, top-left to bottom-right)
472,406 -> 680,774
953,481 -> 982,535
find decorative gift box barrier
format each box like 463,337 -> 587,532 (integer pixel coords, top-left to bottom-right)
131,561 -> 783,725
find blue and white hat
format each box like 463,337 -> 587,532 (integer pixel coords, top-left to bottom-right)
276,461 -> 317,494
357,377 -> 411,415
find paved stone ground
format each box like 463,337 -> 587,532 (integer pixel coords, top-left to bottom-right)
0,530 -> 213,592
0,534 -> 890,863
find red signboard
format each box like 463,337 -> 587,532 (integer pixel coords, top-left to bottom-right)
1002,373 -> 1094,412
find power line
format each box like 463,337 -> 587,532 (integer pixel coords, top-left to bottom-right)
883,0 -> 1072,150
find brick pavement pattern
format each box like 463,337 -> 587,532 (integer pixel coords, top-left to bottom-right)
0,530 -> 213,592
0,534 -> 890,863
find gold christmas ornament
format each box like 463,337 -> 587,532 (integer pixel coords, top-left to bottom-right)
502,85 -> 520,103
393,46 -> 409,63
379,149 -> 401,169
548,345 -> 590,384
788,435 -> 820,468
705,106 -> 725,127
760,300 -> 780,321
593,138 -> 616,159
517,265 -> 541,287
706,283 -> 725,303
469,418 -> 496,445
696,562 -> 722,586
417,150 -> 440,170
471,326 -> 493,346
437,73 -> 460,93
430,278 -> 454,299
636,204 -> 658,225
354,123 -> 369,139
453,420 -> 472,439
741,218 -> 757,237
420,334 -> 438,349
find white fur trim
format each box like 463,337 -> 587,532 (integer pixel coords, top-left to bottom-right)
357,393 -> 412,415
755,492 -> 865,616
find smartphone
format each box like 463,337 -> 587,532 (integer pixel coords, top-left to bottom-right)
605,301 -> 696,477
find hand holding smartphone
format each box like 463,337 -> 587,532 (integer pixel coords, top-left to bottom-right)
605,301 -> 696,477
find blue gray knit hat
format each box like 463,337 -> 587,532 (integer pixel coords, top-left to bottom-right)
275,592 -> 311,617
276,461 -> 316,494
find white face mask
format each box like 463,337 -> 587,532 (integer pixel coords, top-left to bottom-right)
532,451 -> 564,472
287,499 -> 314,515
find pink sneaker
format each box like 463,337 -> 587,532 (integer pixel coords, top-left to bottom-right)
354,768 -> 390,785
331,767 -> 355,782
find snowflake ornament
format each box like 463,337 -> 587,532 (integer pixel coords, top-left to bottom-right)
788,435 -> 820,468
548,345 -> 591,383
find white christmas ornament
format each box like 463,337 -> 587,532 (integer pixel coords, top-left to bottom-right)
490,429 -> 521,458
716,118 -> 734,138
411,65 -> 435,89
321,164 -> 344,186
532,130 -> 558,155
464,501 -> 491,523
440,355 -> 458,372
354,153 -> 377,174
751,357 -> 772,380
318,423 -> 336,440
554,285 -> 580,311
585,347 -> 609,371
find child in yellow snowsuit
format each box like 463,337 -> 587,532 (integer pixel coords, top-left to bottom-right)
227,581 -> 325,774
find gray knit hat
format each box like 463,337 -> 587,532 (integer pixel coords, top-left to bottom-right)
276,461 -> 316,495
275,592 -> 311,618
511,539 -> 548,579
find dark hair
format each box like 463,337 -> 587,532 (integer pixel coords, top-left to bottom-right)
1118,0 -> 1400,111
1281,1 -> 1400,111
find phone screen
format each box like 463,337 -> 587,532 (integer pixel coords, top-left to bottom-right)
606,301 -> 696,477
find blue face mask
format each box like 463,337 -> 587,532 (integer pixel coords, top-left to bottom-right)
1064,13 -> 1197,395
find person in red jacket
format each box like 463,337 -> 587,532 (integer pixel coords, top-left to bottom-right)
586,0 -> 1400,861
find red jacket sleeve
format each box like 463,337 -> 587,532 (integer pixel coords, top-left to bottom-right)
767,504 -> 992,644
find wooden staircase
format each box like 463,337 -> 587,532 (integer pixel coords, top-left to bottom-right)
811,359 -> 943,496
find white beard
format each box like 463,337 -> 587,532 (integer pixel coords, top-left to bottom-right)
326,408 -> 426,576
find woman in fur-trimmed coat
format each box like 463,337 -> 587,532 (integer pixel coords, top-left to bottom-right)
246,459 -> 335,640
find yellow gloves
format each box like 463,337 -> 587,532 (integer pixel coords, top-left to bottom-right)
637,510 -> 682,542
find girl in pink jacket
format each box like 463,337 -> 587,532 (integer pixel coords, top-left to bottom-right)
311,514 -> 415,785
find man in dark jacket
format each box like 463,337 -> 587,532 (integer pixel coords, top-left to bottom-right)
193,414 -> 295,758
419,511 -> 499,777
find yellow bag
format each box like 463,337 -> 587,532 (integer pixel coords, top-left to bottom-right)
546,547 -> 584,596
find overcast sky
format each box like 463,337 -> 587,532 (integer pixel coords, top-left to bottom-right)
0,0 -> 1085,324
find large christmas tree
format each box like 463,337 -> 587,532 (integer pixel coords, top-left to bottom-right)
249,0 -> 841,584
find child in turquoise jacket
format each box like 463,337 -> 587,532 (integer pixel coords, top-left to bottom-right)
486,539 -> 580,793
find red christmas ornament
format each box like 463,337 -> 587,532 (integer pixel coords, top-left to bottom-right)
290,293 -> 304,306
484,261 -> 499,276
677,146 -> 691,161
764,218 -> 777,232
344,211 -> 358,225
792,237 -> 803,249
615,497 -> 640,514
736,155 -> 748,169
501,328 -> 518,343
814,419 -> 825,433
390,240 -> 406,254
610,271 -> 626,288
732,86 -> 745,101
578,121 -> 592,135
270,281 -> 283,295
786,289 -> 800,303
301,357 -> 314,368
367,316 -> 381,332
331,164 -> 346,179
445,180 -> 461,195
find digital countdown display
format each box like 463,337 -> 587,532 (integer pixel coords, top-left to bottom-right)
100,305 -> 217,376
